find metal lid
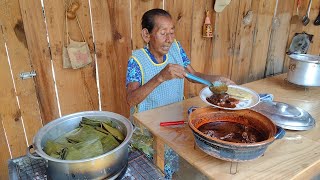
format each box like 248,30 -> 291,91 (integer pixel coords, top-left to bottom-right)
289,54 -> 320,63
252,101 -> 315,130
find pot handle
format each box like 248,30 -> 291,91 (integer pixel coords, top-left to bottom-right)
275,126 -> 286,139
131,122 -> 137,132
259,93 -> 274,102
188,106 -> 199,115
27,144 -> 43,159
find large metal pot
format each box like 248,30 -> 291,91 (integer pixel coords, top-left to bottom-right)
188,107 -> 285,162
27,111 -> 133,179
288,54 -> 320,86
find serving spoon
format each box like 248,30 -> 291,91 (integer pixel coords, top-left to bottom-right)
186,73 -> 228,94
302,0 -> 312,26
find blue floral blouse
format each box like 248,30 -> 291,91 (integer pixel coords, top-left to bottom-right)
126,41 -> 190,86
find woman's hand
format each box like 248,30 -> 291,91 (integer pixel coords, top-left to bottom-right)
218,77 -> 236,85
156,63 -> 186,83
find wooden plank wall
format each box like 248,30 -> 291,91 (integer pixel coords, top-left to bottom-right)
0,0 -> 43,177
91,0 -> 131,114
1,0 -> 320,178
44,0 -> 99,117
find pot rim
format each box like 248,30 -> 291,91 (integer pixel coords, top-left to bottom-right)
289,54 -> 320,63
32,111 -> 133,163
188,108 -> 277,147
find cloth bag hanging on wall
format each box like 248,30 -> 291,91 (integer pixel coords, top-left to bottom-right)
63,6 -> 92,69
67,37 -> 92,69
62,46 -> 72,68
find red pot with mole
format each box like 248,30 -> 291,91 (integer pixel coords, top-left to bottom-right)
188,107 -> 285,162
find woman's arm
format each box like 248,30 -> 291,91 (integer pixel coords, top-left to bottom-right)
176,41 -> 235,85
185,65 -> 235,85
126,63 -> 186,107
126,74 -> 162,107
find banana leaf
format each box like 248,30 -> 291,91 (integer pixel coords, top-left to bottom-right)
100,133 -> 120,152
80,117 -> 102,127
43,117 -> 123,160
43,140 -> 64,157
50,153 -> 62,159
63,138 -> 103,160
80,117 -> 113,127
95,126 -> 108,134
66,125 -> 107,143
102,122 -> 124,141
131,132 -> 154,158
54,128 -> 81,146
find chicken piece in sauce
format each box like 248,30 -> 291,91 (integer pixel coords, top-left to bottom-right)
206,93 -> 240,108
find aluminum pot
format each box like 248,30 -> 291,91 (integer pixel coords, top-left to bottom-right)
288,54 -> 320,86
27,111 -> 133,179
188,107 -> 285,162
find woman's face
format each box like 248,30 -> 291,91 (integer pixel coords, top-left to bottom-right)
148,16 -> 175,59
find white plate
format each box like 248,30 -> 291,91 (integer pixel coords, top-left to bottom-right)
199,85 -> 260,110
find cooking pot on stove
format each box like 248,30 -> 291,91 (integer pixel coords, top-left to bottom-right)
27,111 -> 133,179
287,54 -> 320,86
188,107 -> 285,162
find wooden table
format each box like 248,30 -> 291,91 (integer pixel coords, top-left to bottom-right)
133,74 -> 320,179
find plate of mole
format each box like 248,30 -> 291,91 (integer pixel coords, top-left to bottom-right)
199,85 -> 260,110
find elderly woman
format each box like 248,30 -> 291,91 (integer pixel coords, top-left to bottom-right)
126,8 -> 234,179
126,8 -> 233,114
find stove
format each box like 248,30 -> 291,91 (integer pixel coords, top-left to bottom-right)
8,151 -> 164,180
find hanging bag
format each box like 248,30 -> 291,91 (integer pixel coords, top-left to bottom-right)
63,1 -> 92,69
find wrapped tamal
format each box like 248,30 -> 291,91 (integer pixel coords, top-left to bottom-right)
102,122 -> 124,141
63,138 -> 103,160
66,125 -> 107,143
44,140 -> 64,157
44,117 -> 125,160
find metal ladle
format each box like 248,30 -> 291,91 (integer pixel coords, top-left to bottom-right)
314,6 -> 320,25
186,73 -> 228,94
302,0 -> 312,26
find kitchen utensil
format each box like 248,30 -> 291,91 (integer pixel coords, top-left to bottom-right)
287,54 -> 320,86
27,111 -> 134,179
252,101 -> 315,130
186,73 -> 228,94
160,120 -> 186,126
314,6 -> 320,25
302,0 -> 312,26
188,107 -> 285,162
291,0 -> 301,24
199,85 -> 260,110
